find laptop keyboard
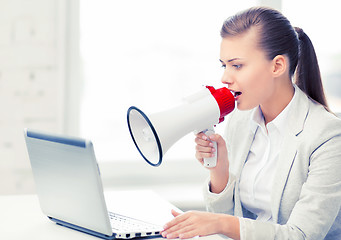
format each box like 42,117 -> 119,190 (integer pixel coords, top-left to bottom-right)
109,212 -> 162,232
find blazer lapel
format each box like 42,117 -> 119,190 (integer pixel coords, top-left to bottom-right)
270,130 -> 298,222
271,85 -> 310,222
234,122 -> 258,217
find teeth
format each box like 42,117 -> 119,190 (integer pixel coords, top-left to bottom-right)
230,91 -> 241,97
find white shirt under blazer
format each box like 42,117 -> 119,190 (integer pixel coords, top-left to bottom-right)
239,90 -> 296,223
203,84 -> 341,240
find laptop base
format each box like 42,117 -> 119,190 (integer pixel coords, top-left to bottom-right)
49,217 -> 162,239
49,217 -> 116,240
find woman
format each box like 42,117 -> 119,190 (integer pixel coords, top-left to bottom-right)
161,6 -> 341,240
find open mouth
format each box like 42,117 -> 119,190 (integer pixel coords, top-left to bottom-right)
230,90 -> 242,98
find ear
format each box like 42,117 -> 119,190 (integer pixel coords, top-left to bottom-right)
272,55 -> 287,77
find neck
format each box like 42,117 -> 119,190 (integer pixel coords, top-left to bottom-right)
260,81 -> 294,125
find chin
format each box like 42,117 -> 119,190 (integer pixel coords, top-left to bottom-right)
236,102 -> 258,111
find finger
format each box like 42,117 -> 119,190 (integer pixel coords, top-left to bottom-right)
164,222 -> 195,239
163,222 -> 186,238
195,144 -> 214,154
179,229 -> 201,239
166,224 -> 197,239
195,141 -> 215,163
164,211 -> 191,230
194,136 -> 213,147
195,150 -> 215,164
171,209 -> 181,217
208,134 -> 225,146
195,132 -> 207,139
195,152 -> 204,162
162,220 -> 187,238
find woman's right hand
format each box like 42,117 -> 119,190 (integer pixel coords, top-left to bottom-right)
195,132 -> 230,193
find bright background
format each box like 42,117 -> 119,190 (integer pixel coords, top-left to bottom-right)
0,0 -> 340,210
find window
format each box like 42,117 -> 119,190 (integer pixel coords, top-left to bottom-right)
79,0 -> 258,162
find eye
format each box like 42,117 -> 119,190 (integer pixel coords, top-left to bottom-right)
232,64 -> 242,69
221,64 -> 226,69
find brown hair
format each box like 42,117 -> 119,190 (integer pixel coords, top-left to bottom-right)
220,6 -> 329,110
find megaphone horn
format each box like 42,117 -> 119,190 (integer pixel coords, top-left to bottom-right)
127,86 -> 235,167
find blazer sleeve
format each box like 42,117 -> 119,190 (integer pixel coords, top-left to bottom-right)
240,133 -> 341,240
203,173 -> 236,215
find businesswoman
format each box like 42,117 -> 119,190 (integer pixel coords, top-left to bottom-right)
161,6 -> 341,240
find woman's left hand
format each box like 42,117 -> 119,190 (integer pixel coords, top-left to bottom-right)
161,209 -> 223,239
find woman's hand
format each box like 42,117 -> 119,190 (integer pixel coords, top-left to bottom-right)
195,133 -> 230,193
161,209 -> 240,239
161,209 -> 222,239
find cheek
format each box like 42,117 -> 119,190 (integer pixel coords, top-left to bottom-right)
237,67 -> 273,109
241,67 -> 269,94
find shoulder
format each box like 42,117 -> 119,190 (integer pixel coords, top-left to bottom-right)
288,85 -> 341,143
299,100 -> 341,152
304,98 -> 341,137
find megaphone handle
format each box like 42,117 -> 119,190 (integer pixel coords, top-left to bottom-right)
202,128 -> 217,168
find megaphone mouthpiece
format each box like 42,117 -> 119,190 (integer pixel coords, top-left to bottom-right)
206,86 -> 235,122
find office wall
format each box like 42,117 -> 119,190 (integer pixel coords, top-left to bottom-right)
0,0 -> 67,194
0,0 -> 207,211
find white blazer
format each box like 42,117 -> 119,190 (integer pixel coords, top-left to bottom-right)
203,85 -> 341,240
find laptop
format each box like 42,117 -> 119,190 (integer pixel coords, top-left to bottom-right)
24,128 -> 165,239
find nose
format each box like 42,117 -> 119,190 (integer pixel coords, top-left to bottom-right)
221,68 -> 233,87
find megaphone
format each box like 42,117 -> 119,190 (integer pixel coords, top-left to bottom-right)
127,86 -> 235,167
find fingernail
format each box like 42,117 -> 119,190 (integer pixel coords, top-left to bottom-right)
202,135 -> 207,140
211,148 -> 216,152
209,142 -> 214,147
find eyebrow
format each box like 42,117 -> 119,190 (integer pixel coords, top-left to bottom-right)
219,58 -> 242,63
228,58 -> 241,62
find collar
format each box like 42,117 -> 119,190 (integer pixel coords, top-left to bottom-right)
250,106 -> 265,134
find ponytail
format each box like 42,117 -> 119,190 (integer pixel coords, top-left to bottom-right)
221,7 -> 330,111
294,27 -> 329,110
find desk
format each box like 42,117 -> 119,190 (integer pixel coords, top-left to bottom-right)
0,190 -> 229,240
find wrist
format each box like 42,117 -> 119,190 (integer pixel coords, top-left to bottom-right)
209,171 -> 229,194
218,214 -> 240,240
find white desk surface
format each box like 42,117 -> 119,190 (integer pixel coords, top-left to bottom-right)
0,190 -> 229,240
